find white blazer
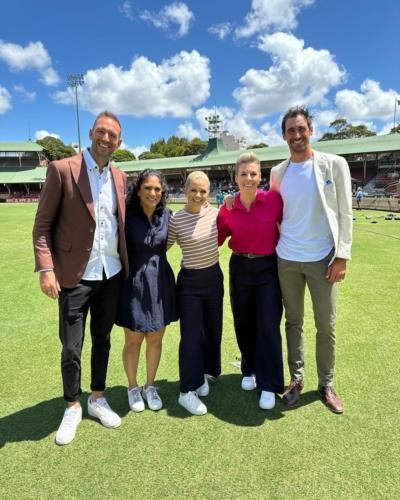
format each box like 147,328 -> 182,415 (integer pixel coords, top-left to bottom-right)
270,150 -> 353,263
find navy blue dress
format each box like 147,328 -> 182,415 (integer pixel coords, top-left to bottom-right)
116,206 -> 177,333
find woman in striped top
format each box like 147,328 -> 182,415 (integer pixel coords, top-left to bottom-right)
168,171 -> 224,416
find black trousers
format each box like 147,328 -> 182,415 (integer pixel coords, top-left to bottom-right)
58,272 -> 121,402
229,254 -> 284,393
177,264 -> 224,393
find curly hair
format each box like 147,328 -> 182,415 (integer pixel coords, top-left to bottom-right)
126,168 -> 168,213
281,105 -> 313,134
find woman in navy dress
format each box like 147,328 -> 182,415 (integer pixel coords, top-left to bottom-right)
116,169 -> 176,413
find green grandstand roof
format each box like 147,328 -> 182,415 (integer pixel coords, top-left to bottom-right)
0,141 -> 44,152
118,133 -> 400,173
0,167 -> 47,184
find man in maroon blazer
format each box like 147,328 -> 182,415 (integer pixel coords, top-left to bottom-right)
33,111 -> 129,445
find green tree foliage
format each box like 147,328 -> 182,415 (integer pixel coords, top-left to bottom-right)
138,151 -> 165,160
390,124 -> 400,134
36,136 -> 76,160
319,119 -> 376,141
111,149 -> 136,162
247,142 -> 268,149
140,136 -> 208,159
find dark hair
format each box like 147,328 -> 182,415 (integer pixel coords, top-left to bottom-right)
127,168 -> 168,214
281,106 -> 313,134
93,110 -> 122,133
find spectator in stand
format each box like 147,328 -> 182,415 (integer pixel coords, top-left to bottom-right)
218,152 -> 284,410
116,169 -> 177,413
168,171 -> 224,416
356,187 -> 364,210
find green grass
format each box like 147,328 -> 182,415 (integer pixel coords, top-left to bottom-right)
1,204 -> 399,499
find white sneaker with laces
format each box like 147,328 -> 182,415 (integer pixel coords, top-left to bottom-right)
241,375 -> 257,391
142,385 -> 162,411
178,391 -> 207,416
87,396 -> 121,428
128,387 -> 145,412
259,391 -> 276,410
55,406 -> 82,445
196,376 -> 209,397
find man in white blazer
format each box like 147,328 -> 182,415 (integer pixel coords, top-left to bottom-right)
270,106 -> 352,413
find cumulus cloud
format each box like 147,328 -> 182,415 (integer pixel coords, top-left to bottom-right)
140,2 -> 194,37
0,86 -> 12,113
176,121 -> 201,140
208,22 -> 233,40
195,106 -> 277,146
235,0 -> 314,38
0,40 -> 60,86
233,32 -> 345,117
13,84 -> 36,102
35,130 -> 60,140
119,1 -> 134,20
53,50 -> 210,118
335,79 -> 399,122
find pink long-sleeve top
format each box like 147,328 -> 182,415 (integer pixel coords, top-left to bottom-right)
217,190 -> 283,255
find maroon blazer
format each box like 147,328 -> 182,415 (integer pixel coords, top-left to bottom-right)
33,153 -> 128,288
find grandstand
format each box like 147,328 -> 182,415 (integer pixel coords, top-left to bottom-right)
0,134 -> 399,206
0,142 -> 48,202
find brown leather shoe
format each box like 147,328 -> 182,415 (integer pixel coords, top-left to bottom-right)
318,386 -> 343,414
282,379 -> 304,408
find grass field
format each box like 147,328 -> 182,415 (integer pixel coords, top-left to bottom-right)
0,203 -> 399,499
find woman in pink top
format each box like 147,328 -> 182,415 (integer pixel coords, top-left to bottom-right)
217,152 -> 284,410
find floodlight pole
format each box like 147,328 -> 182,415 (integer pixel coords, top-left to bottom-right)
67,74 -> 84,152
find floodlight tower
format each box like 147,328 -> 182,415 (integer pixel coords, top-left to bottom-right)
205,108 -> 222,138
67,74 -> 85,152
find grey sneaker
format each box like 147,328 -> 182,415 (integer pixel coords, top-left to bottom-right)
128,387 -> 145,412
142,385 -> 162,411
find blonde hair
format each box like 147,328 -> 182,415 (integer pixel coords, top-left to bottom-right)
235,152 -> 260,175
185,171 -> 210,192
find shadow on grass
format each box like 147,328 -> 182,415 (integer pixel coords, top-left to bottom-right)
280,389 -> 320,412
162,373 -> 285,426
0,386 -> 130,448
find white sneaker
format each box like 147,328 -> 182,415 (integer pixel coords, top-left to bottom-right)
55,406 -> 82,445
87,396 -> 121,428
128,387 -> 145,412
196,376 -> 209,397
178,391 -> 207,416
241,375 -> 257,391
259,391 -> 276,410
142,385 -> 162,411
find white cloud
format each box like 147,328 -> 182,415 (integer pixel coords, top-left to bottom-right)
0,86 -> 12,113
195,106 -> 276,146
335,79 -> 399,122
176,122 -> 201,140
208,23 -> 233,40
13,84 -> 36,101
131,145 -> 148,158
233,32 -> 345,117
119,1 -> 134,20
235,0 -> 314,38
35,130 -> 60,140
0,40 -> 60,86
53,50 -> 210,118
140,2 -> 194,38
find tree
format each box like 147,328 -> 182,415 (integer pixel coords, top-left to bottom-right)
247,142 -> 268,149
36,136 -> 76,160
111,149 -> 136,162
319,119 -> 376,141
138,151 -> 165,160
146,136 -> 207,157
390,124 -> 400,134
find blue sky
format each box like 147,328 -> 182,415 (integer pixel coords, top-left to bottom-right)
1,0 -> 399,156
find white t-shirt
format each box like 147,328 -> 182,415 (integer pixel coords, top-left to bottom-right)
276,158 -> 334,262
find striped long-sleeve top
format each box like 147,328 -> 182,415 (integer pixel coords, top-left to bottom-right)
167,204 -> 219,269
